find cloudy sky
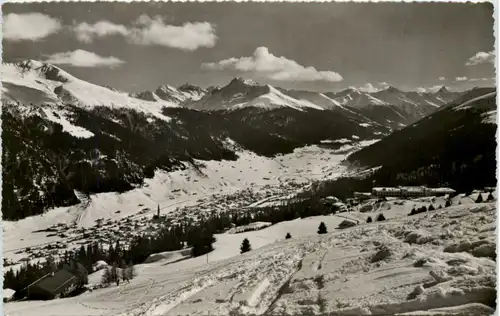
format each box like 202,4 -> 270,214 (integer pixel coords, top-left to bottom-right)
2,2 -> 495,93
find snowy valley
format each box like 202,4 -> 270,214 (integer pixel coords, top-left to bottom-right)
2,59 -> 497,316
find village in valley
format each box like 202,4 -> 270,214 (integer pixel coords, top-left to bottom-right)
2,2 -> 497,316
3,177 -> 496,306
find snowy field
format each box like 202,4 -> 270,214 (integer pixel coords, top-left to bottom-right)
3,143 -> 365,265
4,201 -> 496,316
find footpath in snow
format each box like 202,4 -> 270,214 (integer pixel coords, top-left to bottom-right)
4,202 -> 497,316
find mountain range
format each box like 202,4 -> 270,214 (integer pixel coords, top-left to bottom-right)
3,60 -> 461,129
1,60 -> 494,221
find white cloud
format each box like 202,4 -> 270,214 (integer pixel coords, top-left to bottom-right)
358,83 -> 379,93
129,15 -> 217,50
45,50 -> 125,68
439,77 -> 446,81
201,46 -> 343,82
378,82 -> 390,89
74,21 -> 128,43
455,76 -> 468,82
73,16 -> 217,51
4,13 -> 62,41
466,51 -> 495,66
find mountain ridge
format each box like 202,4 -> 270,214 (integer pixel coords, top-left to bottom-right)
3,59 -> 465,120
345,87 -> 497,192
1,59 -> 493,221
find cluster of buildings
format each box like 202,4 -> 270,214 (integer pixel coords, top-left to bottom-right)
371,186 -> 456,198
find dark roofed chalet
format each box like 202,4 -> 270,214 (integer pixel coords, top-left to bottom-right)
26,268 -> 81,300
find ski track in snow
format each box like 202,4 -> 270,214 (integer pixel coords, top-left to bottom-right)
5,201 -> 496,316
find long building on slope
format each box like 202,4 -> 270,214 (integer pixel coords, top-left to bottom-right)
372,186 -> 456,198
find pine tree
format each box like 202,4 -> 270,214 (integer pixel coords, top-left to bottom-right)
476,193 -> 484,203
317,222 -> 328,234
428,204 -> 435,211
44,254 -> 57,273
487,192 -> 494,201
190,229 -> 216,257
240,238 -> 251,254
445,199 -> 452,207
114,240 -> 122,263
126,262 -> 136,281
285,232 -> 292,239
376,213 -> 386,221
101,266 -> 113,285
75,262 -> 89,286
366,216 -> 373,223
111,265 -> 119,285
120,262 -> 136,282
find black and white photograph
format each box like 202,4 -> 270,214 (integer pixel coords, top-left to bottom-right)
1,1 -> 497,315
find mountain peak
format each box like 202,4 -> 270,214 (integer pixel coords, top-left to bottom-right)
157,84 -> 177,92
384,86 -> 401,93
436,86 -> 449,93
15,59 -> 45,69
178,83 -> 206,93
13,59 -> 73,83
229,77 -> 259,86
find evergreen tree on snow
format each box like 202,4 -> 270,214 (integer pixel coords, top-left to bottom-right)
240,238 -> 251,254
366,216 -> 373,223
191,229 -> 216,257
487,192 -> 494,201
476,193 -> 484,203
102,265 -> 119,285
121,262 -> 136,282
285,232 -> 292,239
317,222 -> 328,234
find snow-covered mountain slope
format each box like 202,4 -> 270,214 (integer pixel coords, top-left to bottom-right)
177,83 -> 206,101
0,60 -> 484,223
2,144 -> 354,263
183,78 -> 433,130
2,87 -> 385,222
347,87 -> 497,192
5,202 -> 496,316
321,86 -> 462,129
2,60 -> 177,121
233,85 -> 324,111
186,77 -> 324,111
371,86 -> 460,109
279,89 -> 345,110
132,83 -> 207,104
326,87 -> 388,108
